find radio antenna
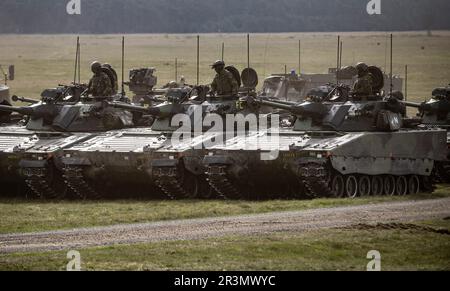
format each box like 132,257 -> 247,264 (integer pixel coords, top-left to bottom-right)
175,58 -> 178,82
73,36 -> 79,84
221,42 -> 225,61
405,64 -> 408,101
336,35 -> 340,85
247,34 -> 251,94
298,39 -> 301,74
78,38 -> 81,84
121,36 -> 125,97
196,35 -> 200,85
384,33 -> 388,71
247,34 -> 250,70
390,34 -> 393,96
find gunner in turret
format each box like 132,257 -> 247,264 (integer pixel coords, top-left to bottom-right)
210,60 -> 239,97
352,62 -> 373,98
87,61 -> 114,97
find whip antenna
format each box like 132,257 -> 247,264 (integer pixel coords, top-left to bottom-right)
73,36 -> 79,84
390,34 -> 393,96
121,36 -> 125,97
336,35 -> 340,85
196,35 -> 200,85
221,42 -> 225,61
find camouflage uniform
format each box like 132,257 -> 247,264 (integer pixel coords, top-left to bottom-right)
353,73 -> 373,96
211,69 -> 239,96
88,72 -> 114,97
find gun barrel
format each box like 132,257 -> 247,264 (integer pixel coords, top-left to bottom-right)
11,95 -> 39,104
256,99 -> 297,112
402,101 -> 422,108
256,98 -> 328,118
107,102 -> 161,116
0,104 -> 34,116
267,99 -> 299,106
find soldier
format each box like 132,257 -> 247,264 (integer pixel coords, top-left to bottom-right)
103,63 -> 118,93
352,62 -> 373,97
210,60 -> 239,97
87,61 -> 114,97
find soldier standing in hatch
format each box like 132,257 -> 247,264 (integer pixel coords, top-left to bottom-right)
87,61 -> 114,97
210,60 -> 239,97
352,62 -> 373,98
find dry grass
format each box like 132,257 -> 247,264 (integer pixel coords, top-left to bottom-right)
1,31 -> 449,103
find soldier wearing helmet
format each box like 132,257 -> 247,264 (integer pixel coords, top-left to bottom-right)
87,61 -> 114,97
210,60 -> 239,97
352,62 -> 373,98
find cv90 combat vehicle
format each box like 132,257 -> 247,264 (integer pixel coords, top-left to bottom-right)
403,85 -> 450,183
203,66 -> 447,199
0,64 -> 154,198
0,83 -> 88,196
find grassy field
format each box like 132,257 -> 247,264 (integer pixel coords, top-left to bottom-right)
0,31 -> 449,103
0,185 -> 448,234
1,219 -> 448,271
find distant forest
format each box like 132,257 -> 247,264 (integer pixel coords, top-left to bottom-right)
0,0 -> 449,33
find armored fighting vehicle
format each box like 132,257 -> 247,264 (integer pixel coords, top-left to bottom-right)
59,67 -> 269,199
0,73 -> 150,198
203,67 -> 447,199
0,83 -> 85,196
403,85 -> 450,182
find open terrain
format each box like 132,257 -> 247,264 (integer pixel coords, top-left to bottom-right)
0,198 -> 449,270
1,196 -> 450,254
1,31 -> 450,103
0,187 -> 449,235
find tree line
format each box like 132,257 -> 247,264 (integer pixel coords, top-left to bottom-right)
0,0 -> 449,34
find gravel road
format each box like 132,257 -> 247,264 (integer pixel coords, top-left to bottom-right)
1,198 -> 449,254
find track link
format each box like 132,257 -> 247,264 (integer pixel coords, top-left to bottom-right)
153,167 -> 188,200
206,165 -> 240,200
23,167 -> 60,199
62,166 -> 100,199
297,163 -> 333,198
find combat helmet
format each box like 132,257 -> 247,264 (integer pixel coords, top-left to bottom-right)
211,60 -> 225,69
355,62 -> 369,76
91,61 -> 102,73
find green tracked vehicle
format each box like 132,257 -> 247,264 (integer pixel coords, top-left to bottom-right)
0,65 -> 163,199
202,67 -> 447,199
403,85 -> 450,183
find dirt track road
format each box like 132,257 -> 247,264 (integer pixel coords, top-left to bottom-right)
1,198 -> 449,254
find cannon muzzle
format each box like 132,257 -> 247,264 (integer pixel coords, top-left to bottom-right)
402,99 -> 450,114
0,104 -> 34,116
0,104 -> 59,119
402,101 -> 422,109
